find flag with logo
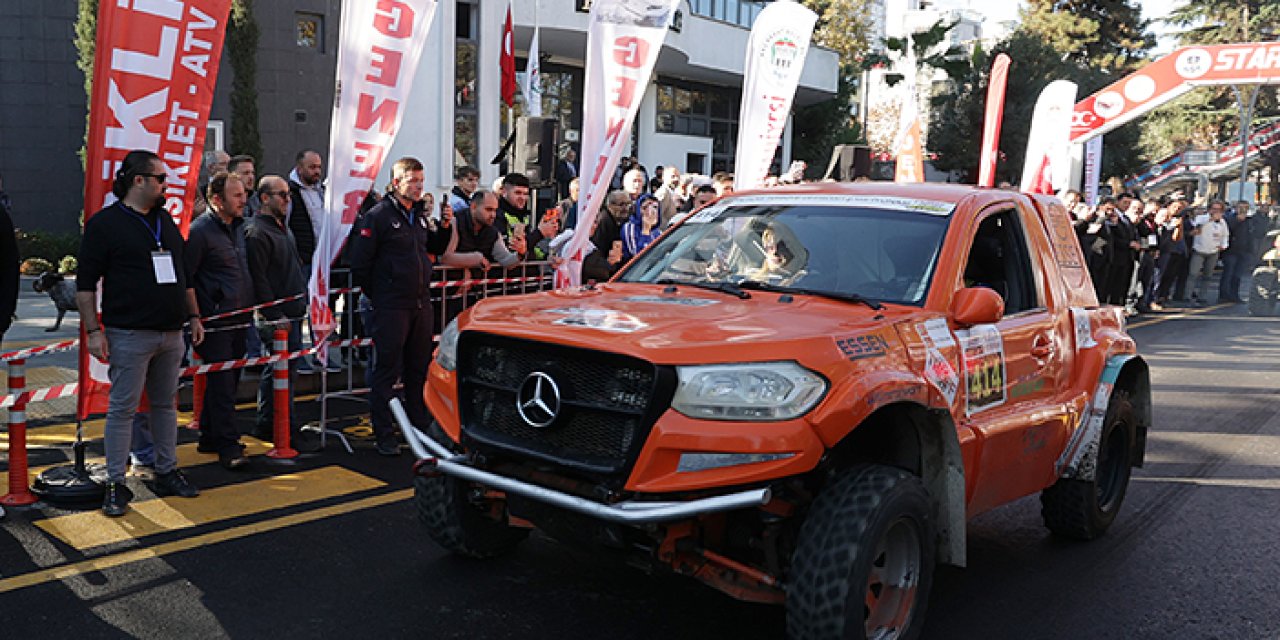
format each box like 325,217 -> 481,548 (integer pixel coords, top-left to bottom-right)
78,0 -> 233,419
555,0 -> 681,288
523,24 -> 543,117
733,1 -> 817,191
1020,80 -> 1078,194
308,0 -> 438,363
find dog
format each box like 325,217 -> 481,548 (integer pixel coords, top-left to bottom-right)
32,271 -> 78,331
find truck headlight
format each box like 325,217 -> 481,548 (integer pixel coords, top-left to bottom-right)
435,318 -> 460,371
671,362 -> 827,421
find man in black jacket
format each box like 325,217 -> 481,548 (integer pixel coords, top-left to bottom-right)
77,150 -> 204,516
287,149 -> 323,275
245,174 -> 316,451
348,157 -> 453,455
186,172 -> 252,469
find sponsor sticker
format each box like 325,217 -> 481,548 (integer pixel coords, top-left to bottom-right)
621,295 -> 720,307
544,307 -> 648,333
958,324 -> 1006,415
923,347 -> 959,406
1071,307 -> 1098,350
835,333 -> 890,362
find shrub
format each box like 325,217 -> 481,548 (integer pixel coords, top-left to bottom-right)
20,258 -> 54,276
59,255 -> 78,274
16,230 -> 80,264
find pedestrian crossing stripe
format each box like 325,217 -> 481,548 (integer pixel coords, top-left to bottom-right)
34,466 -> 386,551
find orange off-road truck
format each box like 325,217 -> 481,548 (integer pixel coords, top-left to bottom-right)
397,183 -> 1150,640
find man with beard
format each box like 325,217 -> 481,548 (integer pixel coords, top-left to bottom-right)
77,150 -> 205,516
186,172 -> 252,468
245,174 -> 317,451
348,158 -> 454,455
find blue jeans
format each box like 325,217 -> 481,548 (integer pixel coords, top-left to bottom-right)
102,328 -> 184,482
130,412 -> 154,467
1219,253 -> 1247,301
256,319 -> 301,434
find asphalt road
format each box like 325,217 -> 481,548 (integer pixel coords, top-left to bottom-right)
2,302 -> 1278,640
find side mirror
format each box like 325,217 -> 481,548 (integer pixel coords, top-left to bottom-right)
950,286 -> 1005,327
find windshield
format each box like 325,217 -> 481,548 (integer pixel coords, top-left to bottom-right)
617,199 -> 952,306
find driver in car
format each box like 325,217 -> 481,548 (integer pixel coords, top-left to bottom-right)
747,225 -> 806,285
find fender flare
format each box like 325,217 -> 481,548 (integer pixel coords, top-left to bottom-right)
1056,353 -> 1150,481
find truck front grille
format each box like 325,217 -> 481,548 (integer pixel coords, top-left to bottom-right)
457,332 -> 673,479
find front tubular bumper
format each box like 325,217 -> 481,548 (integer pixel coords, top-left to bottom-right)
391,399 -> 772,525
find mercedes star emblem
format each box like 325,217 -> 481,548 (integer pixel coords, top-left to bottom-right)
516,371 -> 561,428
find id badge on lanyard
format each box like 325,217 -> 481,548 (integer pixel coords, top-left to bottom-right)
152,251 -> 177,284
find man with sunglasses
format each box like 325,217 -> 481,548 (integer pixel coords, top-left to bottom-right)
77,150 -> 205,516
244,175 -> 318,452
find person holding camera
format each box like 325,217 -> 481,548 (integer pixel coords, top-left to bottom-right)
348,157 -> 454,456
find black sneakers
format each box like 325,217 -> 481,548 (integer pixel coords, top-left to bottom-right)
102,481 -> 134,517
153,469 -> 200,498
219,449 -> 250,471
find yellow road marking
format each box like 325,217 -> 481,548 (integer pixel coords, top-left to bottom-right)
35,466 -> 385,550
0,488 -> 411,595
0,392 -> 328,448
1127,302 -> 1229,329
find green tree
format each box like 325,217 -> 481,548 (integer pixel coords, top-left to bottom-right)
1019,0 -> 1154,72
1140,0 -> 1280,169
929,31 -> 1148,184
74,0 -> 99,167
227,0 -> 263,162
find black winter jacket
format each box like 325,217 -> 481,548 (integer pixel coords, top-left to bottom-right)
243,213 -> 307,322
348,194 -> 451,309
185,211 -> 251,327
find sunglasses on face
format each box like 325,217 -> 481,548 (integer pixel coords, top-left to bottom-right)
140,172 -> 167,183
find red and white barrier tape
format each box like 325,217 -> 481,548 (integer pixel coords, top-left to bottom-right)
0,339 -> 80,363
0,382 -> 79,409
201,292 -> 306,322
180,345 -> 320,377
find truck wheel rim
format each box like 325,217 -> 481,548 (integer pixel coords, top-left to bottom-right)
864,517 -> 922,639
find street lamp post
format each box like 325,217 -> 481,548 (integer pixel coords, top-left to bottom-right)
1231,84 -> 1260,201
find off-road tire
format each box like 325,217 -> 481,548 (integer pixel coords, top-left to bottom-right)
413,423 -> 528,559
1248,266 -> 1277,316
787,465 -> 935,640
1040,390 -> 1136,540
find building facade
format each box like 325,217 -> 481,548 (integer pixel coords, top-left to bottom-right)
0,0 -> 838,234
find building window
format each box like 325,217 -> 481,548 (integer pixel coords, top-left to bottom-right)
689,0 -> 766,28
296,13 -> 323,51
655,80 -> 740,171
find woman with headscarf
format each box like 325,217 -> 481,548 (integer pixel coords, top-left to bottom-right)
621,194 -> 663,261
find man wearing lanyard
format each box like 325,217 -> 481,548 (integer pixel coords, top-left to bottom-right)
348,157 -> 453,455
77,150 -> 205,517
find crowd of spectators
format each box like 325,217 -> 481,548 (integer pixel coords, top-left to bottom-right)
1062,189 -> 1277,313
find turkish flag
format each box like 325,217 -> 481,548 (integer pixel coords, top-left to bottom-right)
1029,154 -> 1055,195
501,3 -> 516,107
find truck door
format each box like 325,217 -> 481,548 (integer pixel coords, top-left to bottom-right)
956,205 -> 1072,515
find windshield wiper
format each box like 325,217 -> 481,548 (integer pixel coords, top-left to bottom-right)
736,280 -> 883,310
655,278 -> 751,300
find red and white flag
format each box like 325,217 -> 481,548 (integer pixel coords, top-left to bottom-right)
308,0 -> 438,358
733,1 -> 817,191
501,2 -> 517,108
1020,80 -> 1077,194
555,0 -> 681,288
78,0 -> 233,419
977,53 -> 1011,188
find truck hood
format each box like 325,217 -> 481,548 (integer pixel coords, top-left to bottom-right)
458,283 -> 900,365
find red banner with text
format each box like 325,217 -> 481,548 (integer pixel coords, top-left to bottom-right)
79,0 -> 232,420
